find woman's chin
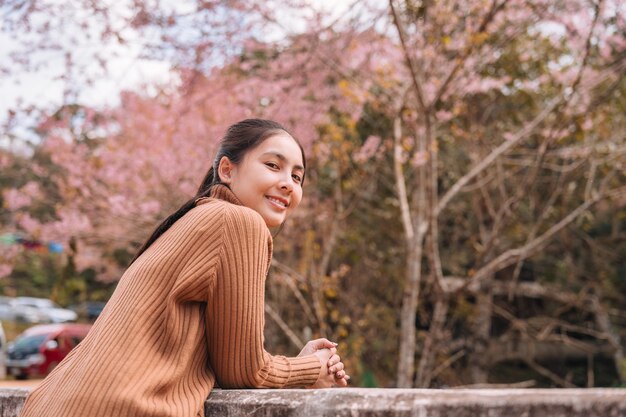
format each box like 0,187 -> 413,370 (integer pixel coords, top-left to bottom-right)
263,216 -> 283,229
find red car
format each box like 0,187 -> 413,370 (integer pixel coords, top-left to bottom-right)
6,323 -> 92,379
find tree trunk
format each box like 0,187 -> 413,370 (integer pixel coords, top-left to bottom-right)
415,294 -> 449,387
590,292 -> 626,384
397,236 -> 425,387
469,281 -> 493,383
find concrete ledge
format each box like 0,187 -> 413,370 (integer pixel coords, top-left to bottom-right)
0,389 -> 29,417
1,387 -> 625,416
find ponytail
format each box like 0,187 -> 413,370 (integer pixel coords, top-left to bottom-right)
129,167 -> 216,265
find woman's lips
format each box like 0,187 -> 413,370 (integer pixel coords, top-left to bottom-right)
266,195 -> 289,210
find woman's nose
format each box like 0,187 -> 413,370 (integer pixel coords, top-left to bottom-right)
280,175 -> 294,192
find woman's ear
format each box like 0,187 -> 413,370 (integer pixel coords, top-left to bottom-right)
217,156 -> 234,184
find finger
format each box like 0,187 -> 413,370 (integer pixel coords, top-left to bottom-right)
308,338 -> 338,350
320,348 -> 333,361
327,355 -> 339,374
328,354 -> 340,366
334,370 -> 345,379
331,362 -> 344,373
334,376 -> 349,387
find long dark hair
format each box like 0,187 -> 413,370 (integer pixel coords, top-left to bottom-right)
129,119 -> 306,265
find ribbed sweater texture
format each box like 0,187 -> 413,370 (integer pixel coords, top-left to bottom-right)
20,185 -> 321,417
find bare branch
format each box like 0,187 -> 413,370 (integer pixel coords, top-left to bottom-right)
569,0 -> 603,94
469,194 -> 600,285
442,277 -> 582,305
436,95 -> 563,216
437,28 -> 620,218
388,0 -> 427,112
265,303 -> 304,350
525,359 -> 577,388
415,296 -> 449,387
509,167 -> 566,299
455,380 -> 536,389
429,350 -> 466,381
471,186 -> 626,289
272,271 -> 317,324
590,293 -> 626,384
432,0 -> 508,107
394,117 -> 415,242
271,259 -> 306,283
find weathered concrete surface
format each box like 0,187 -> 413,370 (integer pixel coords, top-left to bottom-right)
0,389 -> 28,417
205,388 -> 626,416
1,388 -> 625,416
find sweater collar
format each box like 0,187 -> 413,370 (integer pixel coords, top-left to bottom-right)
196,184 -> 243,207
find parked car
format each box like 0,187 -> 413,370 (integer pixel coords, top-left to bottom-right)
69,301 -> 106,321
0,297 -> 19,322
0,297 -> 47,324
11,297 -> 77,323
6,323 -> 92,379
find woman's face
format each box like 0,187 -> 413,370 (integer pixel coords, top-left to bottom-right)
220,132 -> 305,228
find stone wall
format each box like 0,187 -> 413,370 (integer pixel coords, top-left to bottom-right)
1,388 -> 625,416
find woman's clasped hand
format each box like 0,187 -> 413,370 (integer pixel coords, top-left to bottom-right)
298,338 -> 350,388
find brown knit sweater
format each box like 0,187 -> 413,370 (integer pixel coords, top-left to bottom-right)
20,185 -> 322,417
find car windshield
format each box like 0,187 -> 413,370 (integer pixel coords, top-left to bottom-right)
13,334 -> 47,350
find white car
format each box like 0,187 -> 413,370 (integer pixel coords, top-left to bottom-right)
0,297 -> 47,323
11,297 -> 78,323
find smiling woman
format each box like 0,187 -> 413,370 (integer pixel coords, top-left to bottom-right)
19,119 -> 349,417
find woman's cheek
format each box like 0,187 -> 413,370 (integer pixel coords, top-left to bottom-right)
291,191 -> 303,211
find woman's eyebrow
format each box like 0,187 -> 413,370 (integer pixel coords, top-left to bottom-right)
262,151 -> 304,171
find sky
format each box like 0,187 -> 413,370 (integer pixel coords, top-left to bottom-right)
0,0 -> 358,148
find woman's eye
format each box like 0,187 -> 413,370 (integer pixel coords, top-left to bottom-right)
292,174 -> 302,183
265,162 -> 279,169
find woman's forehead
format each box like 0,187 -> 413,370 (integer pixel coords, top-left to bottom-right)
254,133 -> 304,166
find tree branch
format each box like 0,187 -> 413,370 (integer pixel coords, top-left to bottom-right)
272,270 -> 317,325
436,95 -> 563,216
389,0 -> 427,112
432,0 -> 508,107
524,359 -> 577,388
469,194 -> 602,285
394,116 -> 415,243
265,303 -> 304,350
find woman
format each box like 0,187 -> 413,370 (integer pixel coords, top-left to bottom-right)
20,119 -> 348,417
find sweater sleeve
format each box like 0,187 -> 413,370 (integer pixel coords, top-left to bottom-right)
206,206 -> 321,389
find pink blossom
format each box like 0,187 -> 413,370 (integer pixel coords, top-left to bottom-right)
411,151 -> 429,168
0,154 -> 11,169
503,132 -> 516,141
139,200 -> 161,215
74,247 -> 101,273
2,189 -> 32,210
17,213 -> 42,236
0,264 -> 13,279
315,142 -> 331,162
353,135 -> 381,163
22,181 -> 42,198
435,111 -> 454,123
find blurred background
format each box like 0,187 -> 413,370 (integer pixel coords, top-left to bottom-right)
0,0 -> 625,388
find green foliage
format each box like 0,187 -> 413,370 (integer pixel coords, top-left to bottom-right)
1,252 -> 115,307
